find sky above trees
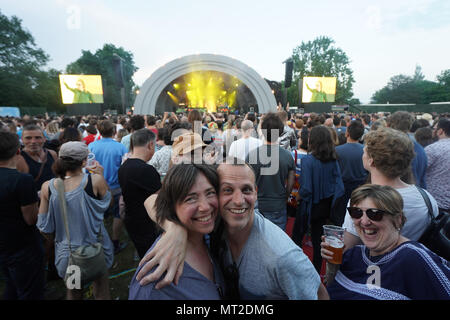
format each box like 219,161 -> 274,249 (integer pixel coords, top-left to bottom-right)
2,0 -> 450,103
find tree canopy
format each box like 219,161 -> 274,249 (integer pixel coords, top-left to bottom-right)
371,65 -> 450,104
0,10 -> 138,113
0,10 -> 60,110
290,36 -> 355,105
66,44 -> 138,112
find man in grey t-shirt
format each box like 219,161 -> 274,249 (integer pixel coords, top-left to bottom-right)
247,113 -> 295,231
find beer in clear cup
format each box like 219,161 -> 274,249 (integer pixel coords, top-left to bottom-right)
323,225 -> 345,265
324,236 -> 344,264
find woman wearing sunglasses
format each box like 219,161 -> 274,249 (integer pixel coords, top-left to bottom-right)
324,184 -> 449,299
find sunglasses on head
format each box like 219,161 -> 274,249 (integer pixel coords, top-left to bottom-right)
347,207 -> 391,222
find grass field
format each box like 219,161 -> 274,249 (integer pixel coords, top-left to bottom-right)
0,215 -> 140,300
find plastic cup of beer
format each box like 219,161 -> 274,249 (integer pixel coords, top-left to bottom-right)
323,225 -> 345,265
86,152 -> 96,173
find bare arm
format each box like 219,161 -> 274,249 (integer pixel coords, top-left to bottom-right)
136,194 -> 188,288
343,231 -> 362,251
38,181 -> 54,241
48,150 -> 58,162
208,112 -> 217,122
21,202 -> 38,226
38,181 -> 50,214
286,170 -> 295,199
91,173 -> 109,199
15,155 -> 29,173
317,283 -> 330,300
320,231 -> 362,286
64,82 -> 76,93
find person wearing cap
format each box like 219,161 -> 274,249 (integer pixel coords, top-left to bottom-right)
420,113 -> 433,126
0,131 -> 45,300
37,141 -> 113,300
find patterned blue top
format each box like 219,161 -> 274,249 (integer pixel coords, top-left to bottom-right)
327,241 -> 450,300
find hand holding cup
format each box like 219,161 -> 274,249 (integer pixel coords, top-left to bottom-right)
322,225 -> 345,265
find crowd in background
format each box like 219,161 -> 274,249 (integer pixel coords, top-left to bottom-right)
0,108 -> 449,300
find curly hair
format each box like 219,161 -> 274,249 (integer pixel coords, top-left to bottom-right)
364,127 -> 415,180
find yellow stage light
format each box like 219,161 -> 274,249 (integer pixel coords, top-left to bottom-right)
181,72 -> 242,112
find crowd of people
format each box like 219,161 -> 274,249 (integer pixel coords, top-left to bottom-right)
0,108 -> 449,300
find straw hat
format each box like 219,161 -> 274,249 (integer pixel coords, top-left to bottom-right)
172,132 -> 206,156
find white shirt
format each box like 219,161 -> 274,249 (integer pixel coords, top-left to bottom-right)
228,136 -> 263,161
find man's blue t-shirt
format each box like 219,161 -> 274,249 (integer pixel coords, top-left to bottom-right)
335,143 -> 367,185
411,140 -> 427,189
88,138 -> 127,190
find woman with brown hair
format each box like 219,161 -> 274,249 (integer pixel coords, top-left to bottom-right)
292,125 -> 344,273
37,141 -> 112,300
129,164 -> 225,300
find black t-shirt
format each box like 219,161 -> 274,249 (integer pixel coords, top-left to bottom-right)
118,159 -> 161,233
0,168 -> 40,254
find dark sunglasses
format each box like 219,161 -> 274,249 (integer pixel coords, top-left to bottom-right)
347,207 -> 391,222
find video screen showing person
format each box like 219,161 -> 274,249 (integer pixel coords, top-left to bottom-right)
59,75 -> 104,104
302,77 -> 336,103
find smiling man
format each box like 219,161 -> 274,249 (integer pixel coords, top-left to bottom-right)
16,124 -> 57,191
137,159 -> 328,300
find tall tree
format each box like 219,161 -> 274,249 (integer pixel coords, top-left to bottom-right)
413,65 -> 425,82
66,44 -> 138,111
371,66 -> 450,104
0,10 -> 49,107
34,68 -> 65,112
291,36 -> 355,104
437,69 -> 450,87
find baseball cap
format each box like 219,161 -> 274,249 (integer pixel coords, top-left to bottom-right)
59,141 -> 89,161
